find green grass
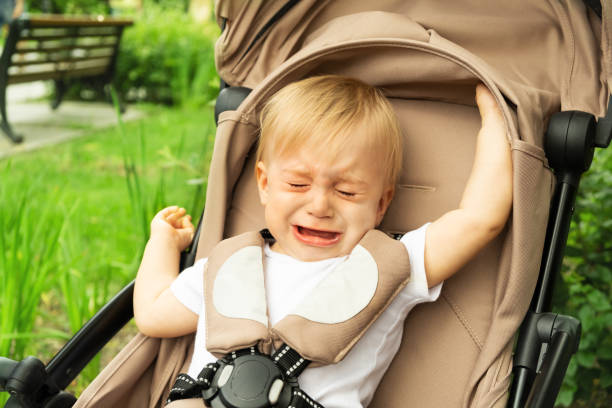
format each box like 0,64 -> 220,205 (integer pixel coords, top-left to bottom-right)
0,104 -> 216,401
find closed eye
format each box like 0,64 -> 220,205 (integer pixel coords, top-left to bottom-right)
336,189 -> 356,197
288,183 -> 308,189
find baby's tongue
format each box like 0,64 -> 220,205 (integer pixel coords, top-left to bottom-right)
299,226 -> 337,239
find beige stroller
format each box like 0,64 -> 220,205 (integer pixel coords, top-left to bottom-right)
1,1 -> 611,407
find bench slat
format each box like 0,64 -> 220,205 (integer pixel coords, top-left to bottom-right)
10,54 -> 113,67
8,57 -> 110,74
25,26 -> 120,34
27,15 -> 133,28
15,43 -> 116,54
20,32 -> 119,42
7,65 -> 108,84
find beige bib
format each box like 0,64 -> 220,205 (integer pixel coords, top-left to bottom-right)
204,229 -> 411,366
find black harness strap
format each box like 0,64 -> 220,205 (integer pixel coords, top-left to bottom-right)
288,389 -> 323,408
167,363 -> 219,401
167,345 -> 324,408
272,344 -> 309,378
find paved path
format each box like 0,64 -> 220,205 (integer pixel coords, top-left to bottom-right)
0,82 -> 144,159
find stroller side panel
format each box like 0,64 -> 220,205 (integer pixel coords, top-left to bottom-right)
74,334 -> 195,408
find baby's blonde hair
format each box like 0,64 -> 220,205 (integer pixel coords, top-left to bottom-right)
256,75 -> 403,190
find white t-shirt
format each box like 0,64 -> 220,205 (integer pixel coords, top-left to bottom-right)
171,225 -> 441,408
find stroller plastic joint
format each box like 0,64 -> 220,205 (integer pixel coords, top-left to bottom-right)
525,314 -> 581,408
594,94 -> 612,149
214,86 -> 253,125
514,313 -> 581,371
0,356 -> 76,408
545,110 -> 595,185
545,93 -> 612,185
510,313 -> 581,408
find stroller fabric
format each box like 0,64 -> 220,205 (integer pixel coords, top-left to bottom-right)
74,1 -> 611,407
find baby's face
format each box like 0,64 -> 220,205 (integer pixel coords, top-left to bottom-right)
256,141 -> 393,262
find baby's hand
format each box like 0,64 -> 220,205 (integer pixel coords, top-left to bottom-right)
150,206 -> 195,251
475,84 -> 505,134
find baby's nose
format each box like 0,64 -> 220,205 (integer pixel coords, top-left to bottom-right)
308,190 -> 333,218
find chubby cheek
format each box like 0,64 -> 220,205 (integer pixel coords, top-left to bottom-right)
344,204 -> 380,239
362,200 -> 382,225
263,192 -> 296,228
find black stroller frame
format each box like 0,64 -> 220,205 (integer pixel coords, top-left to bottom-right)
1,2 -> 611,407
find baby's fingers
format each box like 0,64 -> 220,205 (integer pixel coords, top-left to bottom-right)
177,217 -> 195,249
180,216 -> 195,241
155,205 -> 178,220
167,207 -> 187,225
181,214 -> 194,230
476,85 -> 504,121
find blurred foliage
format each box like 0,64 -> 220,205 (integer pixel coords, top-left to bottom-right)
0,104 -> 216,406
113,3 -> 220,106
147,0 -> 190,11
554,146 -> 612,407
27,0 -> 110,14
26,0 -> 190,14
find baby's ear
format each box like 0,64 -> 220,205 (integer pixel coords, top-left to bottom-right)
255,161 -> 269,205
376,186 -> 395,225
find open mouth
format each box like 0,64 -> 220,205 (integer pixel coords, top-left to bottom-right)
293,225 -> 342,247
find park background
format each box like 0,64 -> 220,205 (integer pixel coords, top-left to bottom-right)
0,1 -> 610,406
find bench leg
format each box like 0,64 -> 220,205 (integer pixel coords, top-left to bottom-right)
51,79 -> 66,110
0,84 -> 23,143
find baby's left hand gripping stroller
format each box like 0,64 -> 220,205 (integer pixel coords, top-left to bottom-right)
2,1 -> 611,407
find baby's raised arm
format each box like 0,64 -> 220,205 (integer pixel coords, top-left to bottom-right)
425,84 -> 513,288
133,206 -> 199,337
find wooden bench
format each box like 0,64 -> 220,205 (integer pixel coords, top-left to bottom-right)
0,14 -> 133,143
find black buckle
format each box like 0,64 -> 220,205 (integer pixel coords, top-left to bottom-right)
168,345 -> 323,408
203,352 -> 291,408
